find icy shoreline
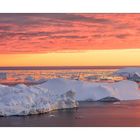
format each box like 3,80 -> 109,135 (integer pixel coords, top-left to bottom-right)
0,78 -> 140,116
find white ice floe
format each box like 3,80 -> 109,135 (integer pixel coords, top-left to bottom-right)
0,78 -> 140,116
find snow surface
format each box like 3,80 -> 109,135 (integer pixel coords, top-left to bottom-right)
0,78 -> 140,116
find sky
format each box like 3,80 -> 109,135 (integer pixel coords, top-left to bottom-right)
0,13 -> 140,66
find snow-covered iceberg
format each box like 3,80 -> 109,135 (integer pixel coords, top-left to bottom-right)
115,67 -> 140,78
0,84 -> 78,116
38,78 -> 140,101
116,67 -> 140,73
0,78 -> 140,116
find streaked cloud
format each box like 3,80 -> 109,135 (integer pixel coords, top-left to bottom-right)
0,14 -> 140,53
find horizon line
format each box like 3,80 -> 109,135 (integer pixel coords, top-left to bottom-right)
0,65 -> 140,70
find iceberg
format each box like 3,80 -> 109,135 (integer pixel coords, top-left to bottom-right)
115,67 -> 140,77
97,97 -> 120,102
116,67 -> 140,74
0,78 -> 140,116
37,78 -> 140,101
114,67 -> 140,82
0,84 -> 78,116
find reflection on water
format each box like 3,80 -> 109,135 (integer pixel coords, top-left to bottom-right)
1,101 -> 140,127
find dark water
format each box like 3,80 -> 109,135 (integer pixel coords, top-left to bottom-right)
1,101 -> 140,127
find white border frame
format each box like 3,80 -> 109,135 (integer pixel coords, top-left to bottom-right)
0,0 -> 140,13
0,0 -> 140,140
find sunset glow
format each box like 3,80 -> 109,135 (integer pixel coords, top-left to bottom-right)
0,14 -> 140,66
0,49 -> 139,66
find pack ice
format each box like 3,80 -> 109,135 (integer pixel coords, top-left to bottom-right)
0,78 -> 140,116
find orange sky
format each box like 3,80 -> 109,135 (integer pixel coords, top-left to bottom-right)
0,14 -> 140,66
0,49 -> 140,66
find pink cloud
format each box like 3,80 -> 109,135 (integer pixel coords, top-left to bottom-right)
0,14 -> 140,54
